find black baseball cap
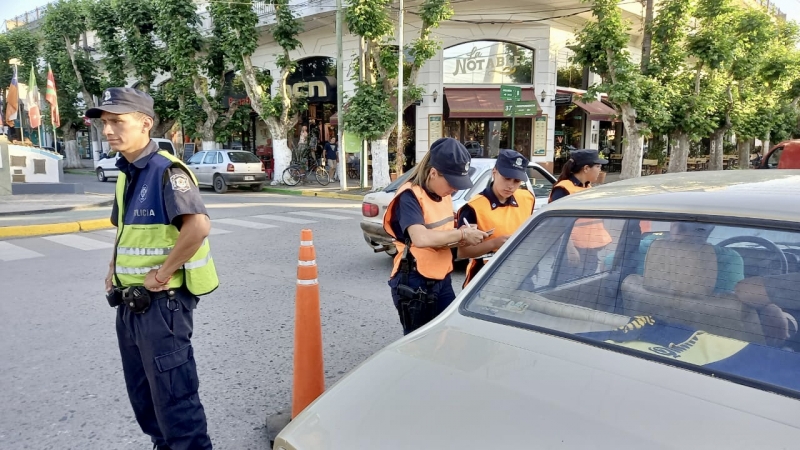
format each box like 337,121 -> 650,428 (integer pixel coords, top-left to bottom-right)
571,149 -> 608,167
495,149 -> 529,180
85,87 -> 155,119
429,137 -> 473,190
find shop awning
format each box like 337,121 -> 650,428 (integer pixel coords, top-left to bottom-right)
572,96 -> 618,121
444,87 -> 542,118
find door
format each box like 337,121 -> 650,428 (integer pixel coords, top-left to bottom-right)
186,152 -> 206,185
199,151 -> 220,185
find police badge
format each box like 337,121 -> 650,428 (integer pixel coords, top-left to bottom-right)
170,173 -> 192,193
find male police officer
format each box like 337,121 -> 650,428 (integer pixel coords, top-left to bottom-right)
94,88 -> 218,450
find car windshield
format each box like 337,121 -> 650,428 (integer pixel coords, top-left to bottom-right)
463,216 -> 800,396
228,152 -> 260,163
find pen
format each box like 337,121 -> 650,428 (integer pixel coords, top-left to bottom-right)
463,218 -> 470,227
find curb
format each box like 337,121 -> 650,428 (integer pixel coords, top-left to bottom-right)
300,191 -> 364,201
0,199 -> 114,217
260,186 -> 363,201
0,218 -> 113,239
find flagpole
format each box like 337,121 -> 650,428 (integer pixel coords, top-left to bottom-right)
15,64 -> 22,142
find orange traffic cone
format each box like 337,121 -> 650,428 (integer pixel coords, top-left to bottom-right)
291,229 -> 325,418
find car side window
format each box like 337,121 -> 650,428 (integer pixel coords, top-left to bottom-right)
524,167 -> 554,198
217,153 -> 223,164
766,147 -> 783,168
203,152 -> 217,164
188,152 -> 204,164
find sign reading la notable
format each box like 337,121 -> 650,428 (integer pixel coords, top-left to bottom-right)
444,41 -> 534,85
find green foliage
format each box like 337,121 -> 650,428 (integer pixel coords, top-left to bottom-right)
89,0 -> 126,88
345,0 -> 394,39
208,0 -> 259,69
117,0 -> 162,89
0,28 -> 42,87
341,81 -> 396,141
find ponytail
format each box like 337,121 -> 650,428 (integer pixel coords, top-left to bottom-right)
409,151 -> 434,188
557,158 -> 592,182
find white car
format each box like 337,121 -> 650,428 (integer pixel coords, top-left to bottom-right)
276,170 -> 800,450
185,149 -> 267,193
95,138 -> 176,182
360,158 -> 557,256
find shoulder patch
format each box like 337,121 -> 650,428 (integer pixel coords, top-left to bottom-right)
170,173 -> 192,193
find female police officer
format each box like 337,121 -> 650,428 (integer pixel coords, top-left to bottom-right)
457,149 -> 535,287
549,149 -> 611,277
383,138 -> 488,335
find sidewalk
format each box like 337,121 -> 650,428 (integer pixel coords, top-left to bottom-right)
262,178 -> 372,201
0,193 -> 114,216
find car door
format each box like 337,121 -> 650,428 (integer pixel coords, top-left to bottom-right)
764,146 -> 784,169
201,151 -> 221,185
186,152 -> 206,185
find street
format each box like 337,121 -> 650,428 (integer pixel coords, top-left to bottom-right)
0,184 -> 466,449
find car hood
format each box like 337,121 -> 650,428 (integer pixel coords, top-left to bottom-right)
277,324 -> 800,449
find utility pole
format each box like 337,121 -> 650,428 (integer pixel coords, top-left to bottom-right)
396,0 -> 404,175
359,38 -> 368,188
336,0 -> 347,191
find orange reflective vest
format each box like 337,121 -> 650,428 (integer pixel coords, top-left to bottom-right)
463,189 -> 535,287
549,179 -> 612,249
383,183 -> 455,280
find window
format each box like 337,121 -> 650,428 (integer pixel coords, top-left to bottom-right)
156,141 -> 174,154
217,153 -> 223,164
522,167 -> 554,198
188,152 -> 205,164
203,152 -> 218,164
463,217 -> 800,396
766,147 -> 783,169
227,152 -> 260,163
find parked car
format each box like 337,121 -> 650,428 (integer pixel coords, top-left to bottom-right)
95,138 -> 176,182
758,140 -> 800,169
186,149 -> 267,193
360,158 -> 556,256
275,170 -> 800,450
464,140 -> 483,158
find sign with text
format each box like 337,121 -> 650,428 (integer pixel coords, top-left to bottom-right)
533,115 -> 548,156
500,85 -> 522,101
503,100 -> 538,117
343,131 -> 361,154
428,114 -> 443,148
443,41 -> 535,85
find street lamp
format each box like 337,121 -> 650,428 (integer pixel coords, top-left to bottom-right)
432,89 -> 438,103
540,89 -> 547,103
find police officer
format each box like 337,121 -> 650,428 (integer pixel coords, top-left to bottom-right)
383,138 -> 488,335
94,88 -> 218,450
549,149 -> 610,277
457,149 -> 535,287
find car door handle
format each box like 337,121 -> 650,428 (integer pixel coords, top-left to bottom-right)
212,166 -> 216,169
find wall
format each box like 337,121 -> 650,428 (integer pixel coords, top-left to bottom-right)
7,145 -> 63,183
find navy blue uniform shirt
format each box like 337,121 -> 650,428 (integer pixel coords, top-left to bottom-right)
387,187 -> 443,241
110,140 -> 207,229
549,175 -> 589,202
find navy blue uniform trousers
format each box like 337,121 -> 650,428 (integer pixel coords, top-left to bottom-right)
115,288 -> 212,450
389,271 -> 456,335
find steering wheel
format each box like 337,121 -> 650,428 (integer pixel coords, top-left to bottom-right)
718,236 -> 789,275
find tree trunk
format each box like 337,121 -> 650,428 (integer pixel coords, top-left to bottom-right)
619,105 -> 644,180
201,141 -> 216,151
762,133 -> 771,157
271,138 -> 291,185
668,131 -> 689,173
737,138 -> 751,170
63,127 -> 81,169
371,139 -> 391,189
708,129 -> 725,171
151,118 -> 176,139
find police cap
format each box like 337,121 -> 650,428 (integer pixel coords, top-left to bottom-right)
429,137 -> 473,190
86,87 -> 155,119
495,149 -> 529,180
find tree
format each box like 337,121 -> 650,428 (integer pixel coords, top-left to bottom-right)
209,0 -> 305,183
343,0 -> 453,189
42,0 -> 101,168
571,0 -> 670,179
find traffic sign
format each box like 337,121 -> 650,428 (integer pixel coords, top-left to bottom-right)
503,100 -> 539,117
500,85 -> 521,101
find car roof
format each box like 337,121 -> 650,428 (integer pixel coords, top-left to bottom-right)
544,170 -> 800,223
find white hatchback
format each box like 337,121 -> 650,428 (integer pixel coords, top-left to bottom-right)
95,138 -> 176,182
185,149 -> 267,193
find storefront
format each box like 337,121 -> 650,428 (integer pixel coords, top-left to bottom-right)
289,56 -> 338,161
553,88 -> 618,172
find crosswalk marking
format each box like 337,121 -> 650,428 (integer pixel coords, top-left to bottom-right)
208,227 -> 232,235
214,218 -> 278,229
0,241 -> 44,261
288,211 -> 352,220
102,229 -> 118,234
251,214 -> 316,224
43,234 -> 113,250
323,209 -> 363,216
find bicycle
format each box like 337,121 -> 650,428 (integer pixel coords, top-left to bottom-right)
282,158 -> 331,186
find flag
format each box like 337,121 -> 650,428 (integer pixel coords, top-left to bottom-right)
27,66 -> 41,129
45,64 -> 60,128
4,66 -> 18,128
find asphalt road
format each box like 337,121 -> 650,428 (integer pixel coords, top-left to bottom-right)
0,190 -> 467,449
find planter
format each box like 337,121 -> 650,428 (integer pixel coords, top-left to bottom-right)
390,172 -> 398,181
596,171 -> 607,185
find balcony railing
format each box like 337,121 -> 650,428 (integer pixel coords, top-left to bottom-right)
1,4 -> 50,32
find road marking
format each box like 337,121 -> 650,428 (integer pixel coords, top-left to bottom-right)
208,227 -> 232,235
102,229 -> 118,234
214,218 -> 278,229
323,209 -> 363,216
0,242 -> 44,261
288,211 -> 352,220
43,234 -> 113,250
251,214 -> 316,224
